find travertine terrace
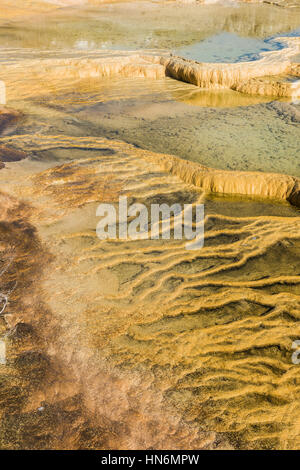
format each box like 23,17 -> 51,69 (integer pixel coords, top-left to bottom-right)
1,39 -> 299,98
0,0 -> 299,452
162,37 -> 300,96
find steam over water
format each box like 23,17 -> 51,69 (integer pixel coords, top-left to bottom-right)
0,0 -> 300,450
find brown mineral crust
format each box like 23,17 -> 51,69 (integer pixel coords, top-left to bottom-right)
0,108 -> 22,134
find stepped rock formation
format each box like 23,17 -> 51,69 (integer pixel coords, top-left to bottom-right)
1,46 -> 299,206
0,134 -> 299,449
2,134 -> 300,209
1,40 -> 300,100
0,52 -> 166,102
161,37 -> 300,96
142,150 -> 300,208
0,144 -> 233,451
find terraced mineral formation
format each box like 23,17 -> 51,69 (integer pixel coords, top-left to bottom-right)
0,134 -> 299,449
1,41 -> 300,101
0,141 -> 234,451
0,0 -> 299,452
141,150 -> 300,208
0,51 -> 166,102
1,1 -> 300,100
160,37 -> 300,96
2,134 -> 299,208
